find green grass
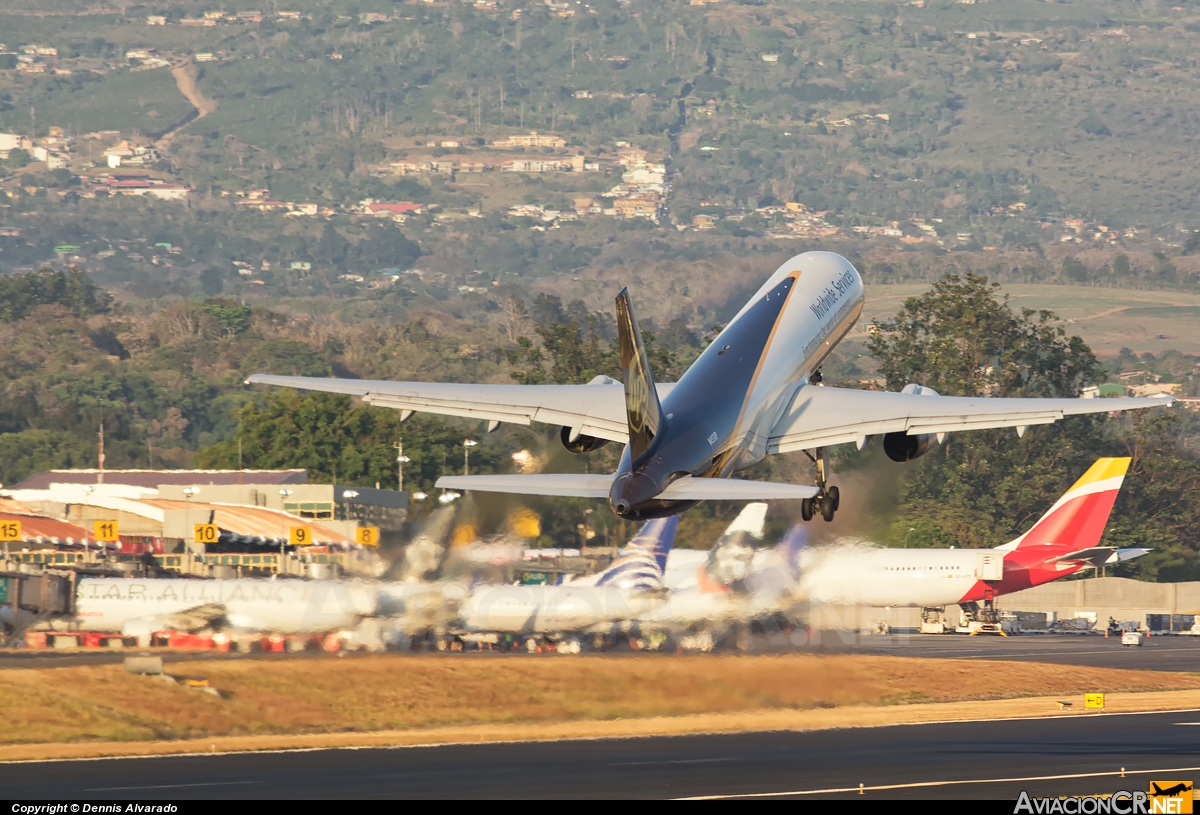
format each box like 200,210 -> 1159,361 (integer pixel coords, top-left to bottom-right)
0,69 -> 193,137
856,284 -> 1200,355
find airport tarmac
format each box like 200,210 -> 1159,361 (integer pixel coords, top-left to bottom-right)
800,629 -> 1200,672
3,709 -> 1199,799
4,630 -> 1200,670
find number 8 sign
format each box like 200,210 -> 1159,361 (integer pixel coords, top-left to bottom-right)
289,526 -> 312,546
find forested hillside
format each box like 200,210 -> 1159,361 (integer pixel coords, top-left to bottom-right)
1,267 -> 1197,579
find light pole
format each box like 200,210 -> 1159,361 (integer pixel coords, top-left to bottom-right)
278,488 -> 293,573
463,438 -> 477,476
183,487 -> 201,558
394,439 -> 410,492
82,485 -> 94,551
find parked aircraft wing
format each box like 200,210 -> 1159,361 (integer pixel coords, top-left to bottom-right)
767,385 -> 1174,453
436,473 -> 818,500
244,374 -> 671,443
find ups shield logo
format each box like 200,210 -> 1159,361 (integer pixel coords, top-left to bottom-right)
626,364 -> 649,432
1150,782 -> 1194,814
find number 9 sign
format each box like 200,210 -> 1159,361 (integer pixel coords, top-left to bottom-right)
289,526 -> 312,546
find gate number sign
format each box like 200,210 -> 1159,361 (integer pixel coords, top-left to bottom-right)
194,524 -> 219,544
94,520 -> 119,542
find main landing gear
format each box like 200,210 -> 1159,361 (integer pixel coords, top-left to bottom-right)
800,447 -> 840,523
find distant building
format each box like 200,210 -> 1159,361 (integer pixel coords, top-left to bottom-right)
492,132 -> 567,149
501,158 -> 566,173
5,469 -> 408,553
366,201 -> 423,218
613,197 -> 659,220
106,178 -> 190,200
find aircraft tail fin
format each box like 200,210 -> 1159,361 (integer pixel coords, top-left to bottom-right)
774,524 -> 808,580
615,287 -> 664,462
997,457 -> 1131,553
699,503 -> 769,591
588,516 -> 679,590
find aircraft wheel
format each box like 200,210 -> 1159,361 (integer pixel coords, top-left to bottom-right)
801,498 -> 814,522
821,496 -> 836,522
827,485 -> 840,511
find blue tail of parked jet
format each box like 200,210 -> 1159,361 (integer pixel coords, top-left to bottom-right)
775,524 -> 807,581
744,524 -> 807,596
588,516 -> 680,591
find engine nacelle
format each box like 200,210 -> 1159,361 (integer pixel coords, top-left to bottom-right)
560,426 -> 611,454
882,431 -> 935,462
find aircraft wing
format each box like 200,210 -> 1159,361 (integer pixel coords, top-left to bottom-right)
767,385 -> 1174,453
245,374 -> 667,443
436,474 -> 819,500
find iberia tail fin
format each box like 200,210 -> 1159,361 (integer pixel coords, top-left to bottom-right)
996,457 -> 1131,553
615,287 -> 664,463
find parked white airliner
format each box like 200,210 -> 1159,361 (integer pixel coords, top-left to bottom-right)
643,457 -> 1146,640
248,252 -> 1172,521
796,457 -> 1147,610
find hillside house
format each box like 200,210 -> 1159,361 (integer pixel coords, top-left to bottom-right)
501,158 -> 566,173
492,132 -> 567,149
617,148 -> 648,167
614,197 -> 659,220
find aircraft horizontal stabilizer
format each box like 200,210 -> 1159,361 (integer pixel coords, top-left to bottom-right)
436,474 -> 614,498
1055,546 -> 1152,568
435,474 -> 819,501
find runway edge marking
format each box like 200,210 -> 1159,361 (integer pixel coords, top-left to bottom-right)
678,764 -> 1200,800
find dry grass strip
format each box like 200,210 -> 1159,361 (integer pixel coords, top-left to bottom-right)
0,654 -> 1196,761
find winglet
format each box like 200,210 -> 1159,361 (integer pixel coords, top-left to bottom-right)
615,286 -> 664,462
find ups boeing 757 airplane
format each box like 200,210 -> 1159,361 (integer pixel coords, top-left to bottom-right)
248,252 -> 1172,521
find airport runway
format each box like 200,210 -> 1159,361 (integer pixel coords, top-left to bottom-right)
4,710 -> 1200,799
4,630 -> 1199,671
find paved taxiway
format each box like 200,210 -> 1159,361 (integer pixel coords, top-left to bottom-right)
801,630 -> 1200,672
5,629 -> 1198,671
4,709 -> 1200,799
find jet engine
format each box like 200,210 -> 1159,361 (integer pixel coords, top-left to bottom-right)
560,426 -> 611,454
882,431 -> 935,462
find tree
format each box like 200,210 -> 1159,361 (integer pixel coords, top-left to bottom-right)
199,267 -> 224,297
867,273 -> 1100,398
865,272 -> 1200,580
195,390 -> 505,492
0,268 -> 112,323
1062,256 -> 1089,283
313,222 -> 349,266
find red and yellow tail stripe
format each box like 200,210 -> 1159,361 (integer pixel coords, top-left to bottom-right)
999,457 -> 1131,552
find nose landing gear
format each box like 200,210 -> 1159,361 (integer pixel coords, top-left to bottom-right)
801,447 -> 840,522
